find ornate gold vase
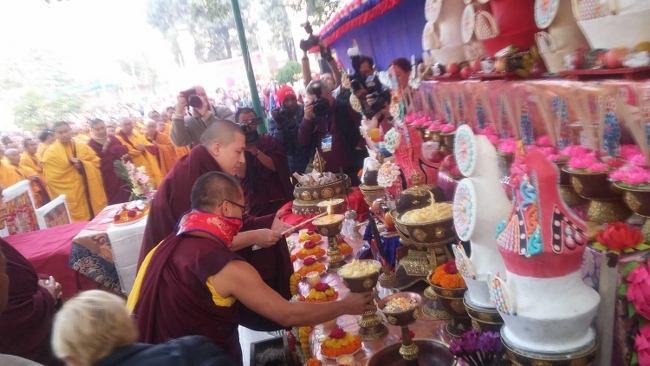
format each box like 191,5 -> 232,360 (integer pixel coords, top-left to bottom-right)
563,168 -> 632,224
430,283 -> 471,337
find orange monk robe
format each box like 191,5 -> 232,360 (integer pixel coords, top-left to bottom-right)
43,140 -> 107,222
12,165 -> 48,208
148,132 -> 178,176
36,143 -> 50,160
116,131 -> 163,188
0,161 -> 22,190
19,153 -> 44,180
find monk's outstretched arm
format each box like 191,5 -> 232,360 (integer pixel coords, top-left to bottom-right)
214,260 -> 375,327
231,230 -> 279,251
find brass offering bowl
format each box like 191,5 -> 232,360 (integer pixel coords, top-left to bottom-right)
317,198 -> 345,215
359,184 -> 386,207
429,273 -> 471,338
367,339 -> 456,366
391,208 -> 456,249
554,161 -> 587,207
293,175 -> 351,202
615,183 -> 650,242
463,293 -> 503,333
563,167 -> 632,224
377,292 -> 423,365
314,214 -> 346,272
338,260 -> 388,341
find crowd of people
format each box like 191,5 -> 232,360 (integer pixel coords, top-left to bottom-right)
0,42 -> 421,365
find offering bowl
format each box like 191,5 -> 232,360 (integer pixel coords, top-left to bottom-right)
317,198 -> 345,215
366,340 -> 455,366
314,214 -> 346,272
564,168 -> 632,223
429,273 -> 471,338
378,292 -> 423,365
615,183 -> 650,242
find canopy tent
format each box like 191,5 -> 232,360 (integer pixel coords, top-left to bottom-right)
312,0 -> 427,71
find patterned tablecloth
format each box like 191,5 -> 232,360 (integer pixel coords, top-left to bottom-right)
69,204 -> 147,295
290,230 -> 455,365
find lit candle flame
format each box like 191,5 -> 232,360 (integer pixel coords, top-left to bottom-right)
327,205 -> 332,218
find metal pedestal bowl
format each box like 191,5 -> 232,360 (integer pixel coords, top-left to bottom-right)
564,167 -> 632,224
313,214 -> 346,272
377,292 -> 423,365
429,280 -> 471,338
367,340 -> 455,366
616,183 -> 650,243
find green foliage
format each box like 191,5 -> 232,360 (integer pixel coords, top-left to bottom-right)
12,91 -> 84,131
262,0 -> 297,61
288,0 -> 343,27
275,61 -> 301,85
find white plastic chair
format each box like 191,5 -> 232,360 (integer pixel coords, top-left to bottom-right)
2,180 -> 38,235
36,194 -> 72,230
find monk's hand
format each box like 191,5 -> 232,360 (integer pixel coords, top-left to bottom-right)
271,212 -> 292,234
27,174 -> 38,182
102,137 -> 111,152
39,276 -> 62,301
70,158 -> 82,170
341,291 -> 376,315
136,143 -> 146,151
255,229 -> 281,248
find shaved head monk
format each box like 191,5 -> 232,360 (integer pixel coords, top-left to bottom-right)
116,117 -> 163,188
6,149 -> 50,208
140,120 -> 294,331
43,122 -> 107,222
144,119 -> 178,177
87,119 -> 131,205
129,172 -> 375,365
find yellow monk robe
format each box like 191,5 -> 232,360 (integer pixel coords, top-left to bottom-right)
36,143 -> 50,160
12,165 -> 48,208
43,140 -> 107,222
116,131 -> 163,188
163,120 -> 190,158
73,134 -> 90,143
20,153 -> 44,180
148,132 -> 178,176
0,161 -> 22,190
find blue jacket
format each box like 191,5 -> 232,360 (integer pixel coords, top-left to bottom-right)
96,336 -> 236,366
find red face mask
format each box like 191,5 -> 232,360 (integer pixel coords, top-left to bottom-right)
177,211 -> 243,248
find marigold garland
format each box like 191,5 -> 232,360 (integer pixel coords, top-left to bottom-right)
296,246 -> 326,260
290,272 -> 301,296
299,326 -> 313,359
306,358 -> 322,366
321,333 -> 362,358
339,242 -> 353,256
297,262 -> 326,277
290,254 -> 297,263
430,262 -> 466,289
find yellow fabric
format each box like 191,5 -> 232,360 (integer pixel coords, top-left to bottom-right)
206,276 -> 236,307
127,241 -> 161,312
43,140 -> 107,222
36,143 -> 50,160
161,121 -> 190,158
20,153 -> 43,176
73,134 -> 90,143
152,132 -> 178,176
164,122 -> 171,135
0,161 -> 22,189
116,131 -> 163,188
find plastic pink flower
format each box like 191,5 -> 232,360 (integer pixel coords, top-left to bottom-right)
535,135 -> 552,147
440,124 -> 456,133
486,135 -> 499,145
635,324 -> 650,366
631,154 -> 649,167
561,145 -> 590,158
498,139 -> 518,154
621,144 -> 643,160
428,121 -> 443,131
627,264 -> 650,319
610,167 -> 650,186
546,154 -> 562,162
404,114 -> 418,123
568,153 -> 598,170
478,125 -> 495,136
588,162 -> 609,173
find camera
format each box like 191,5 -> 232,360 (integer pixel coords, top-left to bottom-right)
238,117 -> 264,146
307,81 -> 330,117
180,88 -> 203,109
352,74 -> 392,118
274,107 -> 293,126
299,21 -> 320,52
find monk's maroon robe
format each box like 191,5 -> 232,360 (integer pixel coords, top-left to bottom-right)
0,240 -> 61,366
133,233 -> 244,365
139,145 -> 293,331
241,134 -> 294,217
88,137 -> 131,205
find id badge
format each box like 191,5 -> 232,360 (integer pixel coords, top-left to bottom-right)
321,134 -> 333,152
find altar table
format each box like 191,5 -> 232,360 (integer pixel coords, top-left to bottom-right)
69,204 -> 147,295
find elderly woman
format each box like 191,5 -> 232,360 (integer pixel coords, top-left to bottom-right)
52,290 -> 235,366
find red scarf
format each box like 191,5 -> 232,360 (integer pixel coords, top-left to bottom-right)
177,211 -> 242,248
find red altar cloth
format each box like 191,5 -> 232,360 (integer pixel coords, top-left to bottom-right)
279,188 -> 369,231
5,222 -> 100,300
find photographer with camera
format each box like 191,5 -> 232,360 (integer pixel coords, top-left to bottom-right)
236,108 -> 293,217
299,21 -> 342,97
171,85 -> 235,147
298,80 -> 367,186
268,85 -> 313,177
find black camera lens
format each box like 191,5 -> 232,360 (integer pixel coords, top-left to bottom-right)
188,95 -> 202,109
312,98 -> 329,117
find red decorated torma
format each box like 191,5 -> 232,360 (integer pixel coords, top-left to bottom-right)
496,151 -> 587,278
476,0 -> 538,57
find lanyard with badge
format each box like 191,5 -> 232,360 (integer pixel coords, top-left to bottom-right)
321,113 -> 332,152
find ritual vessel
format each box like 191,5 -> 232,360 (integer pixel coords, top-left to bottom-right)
292,151 -> 351,215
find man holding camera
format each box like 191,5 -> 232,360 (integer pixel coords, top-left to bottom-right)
170,86 -> 235,147
268,85 -> 313,177
236,108 -> 293,217
298,80 -> 366,185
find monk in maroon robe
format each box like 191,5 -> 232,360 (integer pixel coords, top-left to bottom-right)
139,121 -> 294,331
128,172 -> 374,366
0,184 -> 63,366
87,119 -> 131,205
236,108 -> 293,216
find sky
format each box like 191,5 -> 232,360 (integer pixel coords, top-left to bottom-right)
0,0 -> 176,82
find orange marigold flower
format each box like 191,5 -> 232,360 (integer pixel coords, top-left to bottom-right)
431,270 -> 446,285
440,274 -> 467,289
307,359 -> 322,366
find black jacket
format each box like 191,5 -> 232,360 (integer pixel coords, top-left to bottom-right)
96,336 -> 236,366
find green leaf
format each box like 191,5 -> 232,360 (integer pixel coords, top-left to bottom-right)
618,283 -> 629,297
636,243 -> 650,251
623,262 -> 641,278
629,302 -> 637,318
624,248 -> 636,253
591,242 -> 609,252
632,351 -> 639,365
